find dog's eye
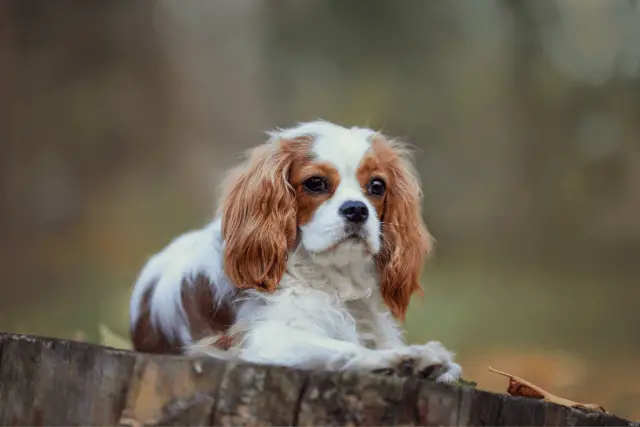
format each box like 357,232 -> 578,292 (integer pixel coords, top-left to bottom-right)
303,176 -> 329,193
368,178 -> 386,197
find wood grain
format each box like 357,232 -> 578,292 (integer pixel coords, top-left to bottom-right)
0,333 -> 636,426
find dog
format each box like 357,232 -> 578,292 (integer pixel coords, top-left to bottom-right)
129,120 -> 462,382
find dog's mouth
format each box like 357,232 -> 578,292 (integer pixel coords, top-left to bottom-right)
338,227 -> 371,250
319,233 -> 370,259
313,232 -> 366,256
345,223 -> 365,236
343,225 -> 365,242
303,225 -> 376,256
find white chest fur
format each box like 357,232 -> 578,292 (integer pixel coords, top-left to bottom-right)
231,240 -> 395,350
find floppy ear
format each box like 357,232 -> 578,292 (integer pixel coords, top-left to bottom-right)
220,139 -> 300,292
375,139 -> 433,321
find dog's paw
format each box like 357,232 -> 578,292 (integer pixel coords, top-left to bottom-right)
371,357 -> 418,377
409,341 -> 463,383
368,343 -> 462,381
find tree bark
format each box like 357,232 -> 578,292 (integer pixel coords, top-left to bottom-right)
0,333 -> 635,426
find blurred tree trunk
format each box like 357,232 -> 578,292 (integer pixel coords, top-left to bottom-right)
153,0 -> 271,202
502,0 -> 575,263
0,0 -> 173,301
503,0 -> 640,266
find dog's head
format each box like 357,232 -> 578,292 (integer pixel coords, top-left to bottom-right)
219,121 -> 432,319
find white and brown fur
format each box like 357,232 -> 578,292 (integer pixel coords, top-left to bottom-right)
129,120 -> 462,382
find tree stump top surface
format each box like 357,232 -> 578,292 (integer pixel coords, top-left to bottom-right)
0,332 -> 636,426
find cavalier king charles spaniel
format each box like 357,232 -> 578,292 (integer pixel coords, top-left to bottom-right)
129,120 -> 462,382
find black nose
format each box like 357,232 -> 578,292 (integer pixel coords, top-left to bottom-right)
339,200 -> 369,224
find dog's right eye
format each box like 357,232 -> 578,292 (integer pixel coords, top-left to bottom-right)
303,176 -> 329,193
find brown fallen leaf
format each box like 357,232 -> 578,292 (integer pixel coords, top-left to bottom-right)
488,366 -> 606,413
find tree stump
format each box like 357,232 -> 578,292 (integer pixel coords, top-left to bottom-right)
0,332 -> 636,426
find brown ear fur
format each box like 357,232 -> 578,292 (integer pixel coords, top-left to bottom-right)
220,139 -> 303,292
375,138 -> 433,321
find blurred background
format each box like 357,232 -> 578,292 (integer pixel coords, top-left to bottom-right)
1,0 -> 639,419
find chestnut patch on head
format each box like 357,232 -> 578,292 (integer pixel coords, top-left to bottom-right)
361,135 -> 432,321
220,136 -> 313,293
356,140 -> 397,219
291,161 -> 340,226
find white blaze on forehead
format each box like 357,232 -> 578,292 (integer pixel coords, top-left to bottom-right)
273,121 -> 376,172
311,127 -> 373,174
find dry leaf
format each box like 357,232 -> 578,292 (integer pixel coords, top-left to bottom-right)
489,367 -> 606,413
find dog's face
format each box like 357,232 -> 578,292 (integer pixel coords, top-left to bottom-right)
293,126 -> 386,255
220,121 -> 432,319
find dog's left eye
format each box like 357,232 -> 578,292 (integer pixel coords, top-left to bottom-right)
303,176 -> 329,193
368,178 -> 386,197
